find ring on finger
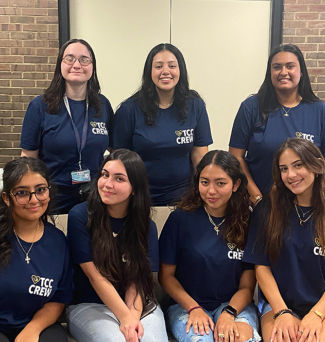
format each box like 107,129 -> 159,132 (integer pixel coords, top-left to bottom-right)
299,330 -> 304,334
218,333 -> 225,338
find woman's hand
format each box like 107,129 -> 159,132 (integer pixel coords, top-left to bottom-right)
298,312 -> 322,342
271,313 -> 299,342
15,329 -> 39,342
215,311 -> 239,342
120,314 -> 144,342
186,308 -> 214,336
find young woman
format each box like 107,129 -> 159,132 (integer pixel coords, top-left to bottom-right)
244,138 -> 325,342
159,150 -> 261,342
112,43 -> 213,206
0,157 -> 73,342
20,38 -> 114,214
229,44 -> 325,204
66,149 -> 168,342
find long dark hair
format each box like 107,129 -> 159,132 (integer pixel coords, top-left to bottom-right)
266,138 -> 325,260
87,149 -> 155,304
43,38 -> 101,116
0,157 -> 55,268
257,44 -> 319,122
132,43 -> 202,126
177,150 -> 251,249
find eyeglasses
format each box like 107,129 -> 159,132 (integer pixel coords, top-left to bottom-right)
62,55 -> 92,66
10,186 -> 51,205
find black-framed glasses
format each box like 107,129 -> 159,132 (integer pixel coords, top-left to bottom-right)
10,186 -> 51,205
62,55 -> 92,66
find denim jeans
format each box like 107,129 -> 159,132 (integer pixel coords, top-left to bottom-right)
66,303 -> 168,342
167,301 -> 261,342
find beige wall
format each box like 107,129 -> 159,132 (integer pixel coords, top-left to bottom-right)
70,0 -> 271,150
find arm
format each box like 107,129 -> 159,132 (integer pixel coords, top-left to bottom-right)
21,148 -> 39,158
15,302 -> 64,342
81,262 -> 142,342
215,269 -> 255,342
191,146 -> 208,169
125,283 -> 143,321
229,147 -> 262,204
159,263 -> 214,335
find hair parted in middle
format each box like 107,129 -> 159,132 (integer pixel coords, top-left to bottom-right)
43,38 -> 102,116
265,138 -> 325,260
87,149 -> 155,305
177,150 -> 251,249
132,43 -> 202,126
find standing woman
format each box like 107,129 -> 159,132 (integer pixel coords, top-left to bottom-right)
244,138 -> 325,342
66,149 -> 168,342
159,151 -> 261,342
20,38 -> 114,214
0,157 -> 73,342
112,43 -> 213,206
229,44 -> 325,205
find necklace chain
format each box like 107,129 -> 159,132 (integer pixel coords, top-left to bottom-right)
13,222 -> 39,264
204,206 -> 225,235
281,100 -> 297,117
159,101 -> 173,108
296,204 -> 314,218
294,204 -> 314,226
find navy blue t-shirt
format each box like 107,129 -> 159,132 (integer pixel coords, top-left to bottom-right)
0,223 -> 73,334
244,202 -> 325,318
112,97 -> 213,206
20,95 -> 114,213
67,201 -> 159,305
159,207 -> 253,311
229,95 -> 325,196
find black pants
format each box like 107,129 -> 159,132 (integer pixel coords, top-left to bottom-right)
0,323 -> 68,342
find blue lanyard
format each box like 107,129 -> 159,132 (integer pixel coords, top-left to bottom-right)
63,94 -> 89,171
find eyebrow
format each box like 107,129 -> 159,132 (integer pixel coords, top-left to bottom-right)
101,169 -> 128,177
272,62 -> 296,66
153,60 -> 178,64
12,183 -> 47,191
64,54 -> 91,58
200,176 -> 228,181
279,159 -> 301,167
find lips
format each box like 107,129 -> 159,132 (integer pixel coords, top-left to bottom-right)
207,197 -> 219,203
289,179 -> 302,186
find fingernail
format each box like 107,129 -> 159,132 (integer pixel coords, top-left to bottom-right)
271,339 -> 273,342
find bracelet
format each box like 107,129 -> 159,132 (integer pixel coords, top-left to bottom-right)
222,305 -> 238,318
273,309 -> 293,320
255,195 -> 263,205
188,306 -> 203,315
311,310 -> 324,322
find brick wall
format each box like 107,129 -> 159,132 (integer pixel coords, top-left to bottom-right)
283,0 -> 325,100
0,0 -> 58,167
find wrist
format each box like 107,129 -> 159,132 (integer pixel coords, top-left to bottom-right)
254,195 -> 263,205
273,308 -> 293,320
221,305 -> 237,318
310,310 -> 324,322
188,306 -> 203,315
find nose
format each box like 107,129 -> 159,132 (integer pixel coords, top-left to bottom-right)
29,192 -> 39,203
208,184 -> 217,195
280,66 -> 288,75
72,59 -> 81,68
161,65 -> 170,74
104,176 -> 113,188
287,167 -> 297,178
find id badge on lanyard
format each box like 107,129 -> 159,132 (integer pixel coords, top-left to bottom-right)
63,94 -> 91,184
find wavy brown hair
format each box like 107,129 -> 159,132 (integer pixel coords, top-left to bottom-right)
43,38 -> 101,116
177,150 -> 251,249
266,138 -> 325,261
87,149 -> 155,305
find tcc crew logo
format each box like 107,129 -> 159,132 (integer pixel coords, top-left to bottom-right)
314,238 -> 324,256
175,129 -> 194,144
227,243 -> 243,260
29,275 -> 53,297
295,131 -> 314,143
90,121 -> 108,135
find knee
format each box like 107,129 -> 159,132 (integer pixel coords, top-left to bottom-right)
235,330 -> 254,342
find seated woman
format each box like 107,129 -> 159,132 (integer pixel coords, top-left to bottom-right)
66,149 -> 168,342
159,150 -> 261,342
0,157 -> 73,342
244,138 -> 325,342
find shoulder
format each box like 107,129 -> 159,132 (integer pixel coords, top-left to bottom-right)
44,221 -> 67,244
187,96 -> 206,107
26,95 -> 47,112
301,99 -> 325,111
240,94 -> 259,108
168,207 -> 204,224
68,202 -> 88,226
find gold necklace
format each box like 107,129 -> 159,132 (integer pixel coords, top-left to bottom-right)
204,206 -> 225,235
296,204 -> 314,218
158,101 -> 173,108
294,204 -> 314,226
281,100 -> 297,117
13,222 -> 39,264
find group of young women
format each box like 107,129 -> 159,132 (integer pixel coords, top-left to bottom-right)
0,38 -> 325,342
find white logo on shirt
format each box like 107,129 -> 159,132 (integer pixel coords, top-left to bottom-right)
296,132 -> 314,143
175,129 -> 194,144
227,243 -> 243,260
90,121 -> 108,135
314,238 -> 324,256
29,275 -> 53,297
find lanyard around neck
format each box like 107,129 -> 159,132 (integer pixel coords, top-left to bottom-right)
63,94 -> 89,170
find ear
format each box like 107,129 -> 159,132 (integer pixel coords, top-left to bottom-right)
2,192 -> 10,206
232,179 -> 241,192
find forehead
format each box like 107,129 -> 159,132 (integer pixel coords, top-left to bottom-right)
279,148 -> 300,164
13,171 -> 47,188
102,159 -> 127,174
271,51 -> 300,65
63,42 -> 91,57
152,50 -> 178,63
200,164 -> 232,180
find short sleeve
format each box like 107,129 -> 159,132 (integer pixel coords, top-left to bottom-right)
193,99 -> 213,147
159,211 -> 179,265
50,238 -> 73,303
148,221 -> 159,272
67,202 -> 93,264
20,96 -> 43,151
229,96 -> 260,150
112,101 -> 136,149
101,95 -> 114,148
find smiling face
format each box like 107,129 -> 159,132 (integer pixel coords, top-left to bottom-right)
97,159 -> 133,217
2,171 -> 50,224
61,42 -> 93,86
199,164 -> 240,217
271,51 -> 301,95
151,50 -> 180,95
279,148 -> 315,203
